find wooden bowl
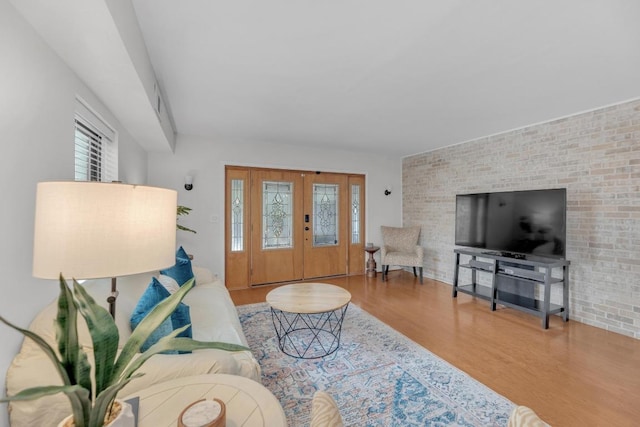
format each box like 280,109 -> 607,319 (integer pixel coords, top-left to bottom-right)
177,398 -> 225,427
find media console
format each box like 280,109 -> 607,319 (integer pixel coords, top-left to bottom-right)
452,248 -> 570,329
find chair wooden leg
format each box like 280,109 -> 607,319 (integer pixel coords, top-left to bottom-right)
419,267 -> 423,284
412,267 -> 417,277
382,265 -> 387,281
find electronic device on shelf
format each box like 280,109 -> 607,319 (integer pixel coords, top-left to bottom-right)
498,265 -> 545,282
468,259 -> 493,270
454,188 -> 567,259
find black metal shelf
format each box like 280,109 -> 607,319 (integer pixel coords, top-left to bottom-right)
496,272 -> 564,285
456,283 -> 492,300
494,290 -> 565,316
459,263 -> 494,273
452,248 -> 570,329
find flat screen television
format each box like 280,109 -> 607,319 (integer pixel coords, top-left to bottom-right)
455,188 -> 567,259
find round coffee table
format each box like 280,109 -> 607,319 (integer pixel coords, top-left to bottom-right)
266,283 -> 351,359
124,374 -> 286,427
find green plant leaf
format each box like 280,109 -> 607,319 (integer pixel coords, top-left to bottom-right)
88,375 -> 140,427
0,385 -> 90,427
72,280 -> 119,399
177,205 -> 192,216
120,325 -> 249,381
62,387 -> 92,427
112,279 -> 195,381
0,384 -> 82,402
55,276 -> 91,394
148,336 -> 249,356
177,223 -> 197,233
177,205 -> 196,233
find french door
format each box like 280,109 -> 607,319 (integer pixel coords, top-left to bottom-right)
225,166 -> 365,288
250,169 -> 304,284
302,172 -> 348,279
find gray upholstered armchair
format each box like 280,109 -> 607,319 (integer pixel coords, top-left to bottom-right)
380,226 -> 424,284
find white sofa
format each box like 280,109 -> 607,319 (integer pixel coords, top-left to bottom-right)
5,267 -> 260,427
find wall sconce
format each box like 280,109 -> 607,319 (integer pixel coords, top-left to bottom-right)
384,186 -> 392,196
184,175 -> 193,191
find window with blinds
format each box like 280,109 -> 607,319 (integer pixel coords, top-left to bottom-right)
74,98 -> 117,182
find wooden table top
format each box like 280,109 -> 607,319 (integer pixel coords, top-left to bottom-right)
266,283 -> 351,314
125,374 -> 286,427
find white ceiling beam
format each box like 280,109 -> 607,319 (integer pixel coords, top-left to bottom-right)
11,0 -> 175,152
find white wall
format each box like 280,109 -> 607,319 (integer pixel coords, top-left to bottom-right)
148,134 -> 402,279
0,1 -> 147,425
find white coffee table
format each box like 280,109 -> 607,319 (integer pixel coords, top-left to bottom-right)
266,283 -> 351,359
124,374 -> 286,427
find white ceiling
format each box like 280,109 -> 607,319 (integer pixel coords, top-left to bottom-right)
130,0 -> 640,156
13,0 -> 640,156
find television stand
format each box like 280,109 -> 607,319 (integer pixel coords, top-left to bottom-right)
452,248 -> 570,329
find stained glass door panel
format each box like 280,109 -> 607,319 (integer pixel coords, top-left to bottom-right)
312,183 -> 338,246
262,181 -> 293,249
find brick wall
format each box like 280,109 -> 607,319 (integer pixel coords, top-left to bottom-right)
403,98 -> 640,338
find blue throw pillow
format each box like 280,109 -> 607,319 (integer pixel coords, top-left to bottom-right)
172,301 -> 192,340
160,246 -> 195,287
130,277 -> 192,353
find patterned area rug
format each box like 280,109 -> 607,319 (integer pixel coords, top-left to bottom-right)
237,302 -> 514,426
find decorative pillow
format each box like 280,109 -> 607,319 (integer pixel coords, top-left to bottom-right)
310,391 -> 344,427
507,406 -> 550,427
157,274 -> 180,294
160,246 -> 195,287
137,318 -> 174,353
130,277 -> 192,353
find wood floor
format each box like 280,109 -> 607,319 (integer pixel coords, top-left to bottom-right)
229,271 -> 640,427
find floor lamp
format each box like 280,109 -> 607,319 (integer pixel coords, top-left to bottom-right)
32,182 -> 177,318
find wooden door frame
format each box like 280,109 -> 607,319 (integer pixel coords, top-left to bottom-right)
224,165 -> 366,288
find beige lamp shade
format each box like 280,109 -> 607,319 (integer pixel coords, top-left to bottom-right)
33,181 -> 177,280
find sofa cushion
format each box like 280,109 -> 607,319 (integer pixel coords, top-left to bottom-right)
130,277 -> 192,352
160,246 -> 195,286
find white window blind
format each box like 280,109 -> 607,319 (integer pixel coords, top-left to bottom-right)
74,99 -> 117,182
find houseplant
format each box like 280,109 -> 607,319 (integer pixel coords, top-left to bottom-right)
0,276 -> 247,427
177,205 -> 196,234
